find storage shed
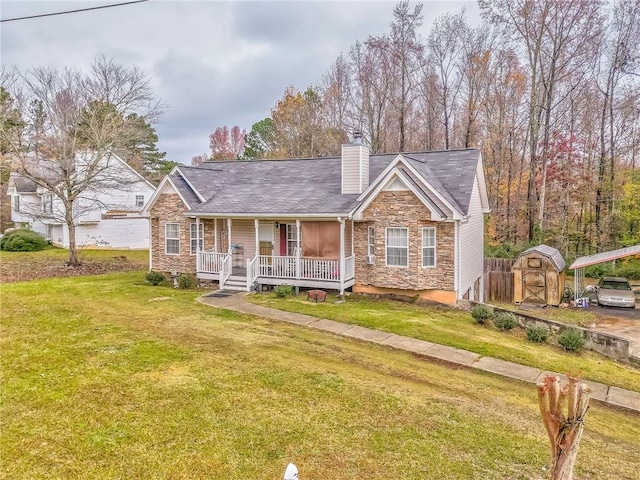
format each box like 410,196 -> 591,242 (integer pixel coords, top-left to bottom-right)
512,245 -> 566,306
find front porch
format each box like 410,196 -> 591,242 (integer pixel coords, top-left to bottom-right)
197,252 -> 356,292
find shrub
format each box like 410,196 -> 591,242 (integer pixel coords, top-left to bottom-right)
470,304 -> 493,324
614,258 -> 640,280
526,325 -> 550,343
274,284 -> 295,298
0,229 -> 47,252
177,273 -> 195,289
557,328 -> 586,352
493,311 -> 518,331
584,262 -> 614,279
145,271 -> 165,286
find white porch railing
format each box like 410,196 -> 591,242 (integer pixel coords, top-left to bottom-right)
247,256 -> 259,291
198,251 -> 230,274
220,255 -> 232,288
198,252 -> 352,285
259,255 -> 297,278
300,257 -> 340,281
345,255 -> 355,281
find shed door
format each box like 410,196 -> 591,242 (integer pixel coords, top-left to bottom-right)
523,270 -> 546,303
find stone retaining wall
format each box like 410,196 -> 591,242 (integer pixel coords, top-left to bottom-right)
474,303 -> 631,363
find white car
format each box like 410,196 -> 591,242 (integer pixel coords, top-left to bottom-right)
596,277 -> 636,309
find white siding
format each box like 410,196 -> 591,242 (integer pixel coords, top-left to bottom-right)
341,143 -> 369,194
52,217 -> 149,249
458,176 -> 484,300
230,219 -> 256,260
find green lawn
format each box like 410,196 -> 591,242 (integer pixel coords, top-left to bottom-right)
247,292 -> 640,393
2,273 -> 639,479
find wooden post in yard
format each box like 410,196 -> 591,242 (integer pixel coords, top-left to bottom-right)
537,374 -> 591,480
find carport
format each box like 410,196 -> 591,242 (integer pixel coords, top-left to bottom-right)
569,245 -> 640,298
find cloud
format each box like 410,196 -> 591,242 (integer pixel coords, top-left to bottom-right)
1,1 -> 480,163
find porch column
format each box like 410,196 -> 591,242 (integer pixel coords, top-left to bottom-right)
214,218 -> 218,252
254,219 -> 260,260
295,219 -> 301,279
227,218 -> 232,255
339,217 -> 345,295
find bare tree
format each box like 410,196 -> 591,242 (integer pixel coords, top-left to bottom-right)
1,57 -> 163,265
427,10 -> 466,150
595,0 -> 640,249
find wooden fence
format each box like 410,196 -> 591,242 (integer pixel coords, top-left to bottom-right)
484,258 -> 515,303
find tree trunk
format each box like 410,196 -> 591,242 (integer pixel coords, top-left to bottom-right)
537,374 -> 591,480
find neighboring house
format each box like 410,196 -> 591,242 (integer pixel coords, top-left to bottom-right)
143,140 -> 490,304
7,154 -> 156,249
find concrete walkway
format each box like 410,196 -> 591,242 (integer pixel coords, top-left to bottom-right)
198,291 -> 640,414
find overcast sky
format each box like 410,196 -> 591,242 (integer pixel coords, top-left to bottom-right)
1,0 -> 479,163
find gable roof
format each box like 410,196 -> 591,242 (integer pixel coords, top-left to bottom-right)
8,173 -> 38,193
155,148 -> 482,218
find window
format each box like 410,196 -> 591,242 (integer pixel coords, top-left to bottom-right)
386,227 -> 408,267
190,222 -> 204,255
165,223 -> 180,255
527,258 -> 542,269
42,193 -> 53,214
45,224 -> 52,239
286,224 -> 300,256
422,227 -> 436,267
368,226 -> 375,255
14,195 -> 19,213
136,195 -> 144,207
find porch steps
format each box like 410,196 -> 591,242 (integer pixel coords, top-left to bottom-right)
222,275 -> 248,292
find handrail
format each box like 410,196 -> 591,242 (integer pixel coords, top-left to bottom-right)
246,255 -> 259,291
220,255 -> 232,288
198,251 -> 229,274
345,255 -> 355,281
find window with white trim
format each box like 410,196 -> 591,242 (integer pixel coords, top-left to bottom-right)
42,193 -> 53,214
385,227 -> 408,267
286,224 -> 300,256
368,226 -> 375,255
136,195 -> 144,207
422,227 -> 436,267
45,224 -> 52,239
165,223 -> 180,255
190,222 -> 204,255
14,195 -> 20,213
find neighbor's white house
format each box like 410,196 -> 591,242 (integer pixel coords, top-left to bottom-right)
7,153 -> 155,249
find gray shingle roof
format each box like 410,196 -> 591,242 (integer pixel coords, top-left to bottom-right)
172,149 -> 481,217
10,173 -> 38,193
520,244 -> 566,271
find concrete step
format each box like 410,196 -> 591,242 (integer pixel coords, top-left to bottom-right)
223,278 -> 247,292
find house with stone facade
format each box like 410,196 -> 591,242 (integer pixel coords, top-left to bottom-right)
143,139 -> 490,304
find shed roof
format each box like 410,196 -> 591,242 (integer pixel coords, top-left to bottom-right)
518,244 -> 566,271
569,245 -> 640,270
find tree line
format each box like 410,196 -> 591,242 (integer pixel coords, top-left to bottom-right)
200,0 -> 640,259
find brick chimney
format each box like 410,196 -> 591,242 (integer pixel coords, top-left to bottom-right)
341,132 -> 370,194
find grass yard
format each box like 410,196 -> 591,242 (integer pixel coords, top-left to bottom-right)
0,248 -> 148,283
248,293 -> 640,393
1,272 -> 639,479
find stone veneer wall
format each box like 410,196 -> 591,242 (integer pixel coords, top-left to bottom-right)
354,190 -> 455,294
150,193 -> 214,274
